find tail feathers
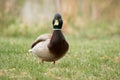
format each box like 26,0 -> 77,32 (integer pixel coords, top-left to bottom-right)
29,49 -> 32,53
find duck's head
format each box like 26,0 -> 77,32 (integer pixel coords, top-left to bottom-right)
52,13 -> 63,30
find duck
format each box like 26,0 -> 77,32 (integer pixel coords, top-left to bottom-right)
29,13 -> 69,64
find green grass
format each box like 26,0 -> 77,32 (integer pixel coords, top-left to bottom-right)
0,35 -> 120,80
0,21 -> 120,80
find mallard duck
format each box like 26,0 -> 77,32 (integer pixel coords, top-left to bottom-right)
29,13 -> 69,64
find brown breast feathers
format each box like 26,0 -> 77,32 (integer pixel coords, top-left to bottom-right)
48,30 -> 69,59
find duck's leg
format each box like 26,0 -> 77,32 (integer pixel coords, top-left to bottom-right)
53,61 -> 55,64
41,59 -> 44,64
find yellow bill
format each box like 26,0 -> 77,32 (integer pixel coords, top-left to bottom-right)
54,19 -> 59,26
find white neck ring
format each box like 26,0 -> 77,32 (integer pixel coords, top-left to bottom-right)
53,29 -> 61,30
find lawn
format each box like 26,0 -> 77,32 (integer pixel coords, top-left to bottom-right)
0,35 -> 120,80
0,22 -> 120,80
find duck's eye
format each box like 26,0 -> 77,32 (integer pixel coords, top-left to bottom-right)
54,19 -> 59,26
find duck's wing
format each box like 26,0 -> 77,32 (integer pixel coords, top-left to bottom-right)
31,34 -> 51,48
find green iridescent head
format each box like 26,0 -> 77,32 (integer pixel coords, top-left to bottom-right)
52,13 -> 63,30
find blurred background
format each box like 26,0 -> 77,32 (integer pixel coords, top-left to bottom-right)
0,0 -> 120,38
